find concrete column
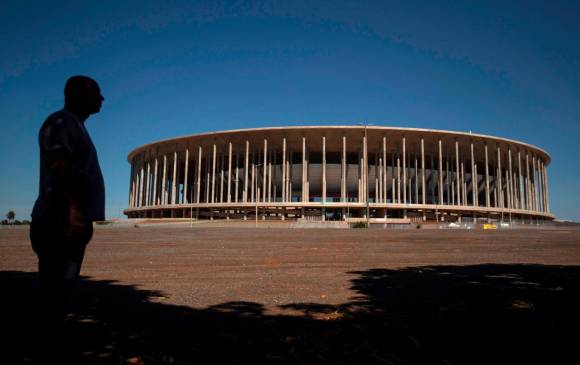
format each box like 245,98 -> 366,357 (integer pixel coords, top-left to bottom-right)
142,161 -> 147,208
235,152 -> 239,203
378,156 -> 383,203
288,151 -> 293,202
128,163 -> 134,208
542,161 -> 547,212
138,160 -> 144,208
515,155 -> 520,211
492,167 -> 497,209
429,154 -> 434,205
383,137 -> 387,203
451,171 -> 455,206
132,159 -> 137,208
508,149 -> 513,210
263,139 -> 268,203
227,142 -> 232,203
216,152 -> 222,203
510,161 -> 520,209
402,136 -> 407,204
421,138 -> 425,205
139,160 -> 145,208
140,160 -> 146,208
474,164 -> 479,206
455,141 -> 460,206
244,140 -> 249,203
538,161 -> 543,212
396,154 -> 401,203
471,142 -> 476,207
392,175 -> 396,204
268,150 -> 272,203
306,143 -> 310,202
538,157 -> 546,212
358,151 -> 362,203
211,144 -> 216,203
153,157 -> 158,206
391,153 -> 395,203
497,146 -> 503,209
375,173 -> 379,204
282,138 -> 286,203
132,159 -> 138,208
525,153 -> 530,211
536,159 -> 541,212
536,160 -> 542,212
130,161 -> 136,208
216,153 -> 222,203
485,144 -> 490,207
146,161 -> 151,206
342,136 -> 346,202
407,174 -> 411,205
533,155 -> 539,211
443,155 -> 453,205
414,155 -> 418,204
134,160 -> 140,207
439,139 -> 443,205
538,158 -> 543,212
544,163 -> 550,213
302,137 -> 306,202
361,138 -> 365,203
505,168 -> 511,217
461,159 -> 467,205
535,156 -> 540,211
251,150 -> 255,202
538,159 -> 546,213
196,146 -> 202,204
341,139 -> 347,220
322,136 -> 327,203
162,154 -> 167,205
205,154 -> 210,203
364,134 -> 368,204
183,148 -> 189,204
171,151 -> 177,205
517,151 -> 522,209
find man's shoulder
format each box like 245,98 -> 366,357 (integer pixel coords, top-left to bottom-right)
45,109 -> 77,124
41,109 -> 79,133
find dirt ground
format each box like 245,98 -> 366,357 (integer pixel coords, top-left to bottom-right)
1,223 -> 580,364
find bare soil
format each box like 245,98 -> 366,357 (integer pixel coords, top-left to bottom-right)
1,224 -> 580,364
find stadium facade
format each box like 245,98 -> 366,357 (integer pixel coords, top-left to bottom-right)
124,126 -> 553,223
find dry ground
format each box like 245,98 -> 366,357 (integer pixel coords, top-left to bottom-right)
1,224 -> 580,364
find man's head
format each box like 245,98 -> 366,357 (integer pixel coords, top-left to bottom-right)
64,75 -> 104,116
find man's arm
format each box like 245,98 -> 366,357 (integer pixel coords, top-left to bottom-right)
41,117 -> 88,236
47,156 -> 87,233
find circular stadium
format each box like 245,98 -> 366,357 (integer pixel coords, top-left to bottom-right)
124,126 -> 553,224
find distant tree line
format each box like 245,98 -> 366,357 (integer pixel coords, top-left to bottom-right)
2,210 -> 30,226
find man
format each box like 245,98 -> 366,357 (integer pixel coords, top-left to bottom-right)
30,75 -> 105,319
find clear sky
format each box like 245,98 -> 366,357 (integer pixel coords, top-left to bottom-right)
1,0 -> 579,221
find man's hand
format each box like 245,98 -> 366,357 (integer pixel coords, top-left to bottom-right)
67,205 -> 88,239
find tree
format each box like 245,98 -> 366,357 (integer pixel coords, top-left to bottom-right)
6,210 -> 15,225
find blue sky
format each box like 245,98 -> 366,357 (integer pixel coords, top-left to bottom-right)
1,0 -> 579,221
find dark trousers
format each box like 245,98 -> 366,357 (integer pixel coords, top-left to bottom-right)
29,220 -> 93,362
30,220 -> 93,315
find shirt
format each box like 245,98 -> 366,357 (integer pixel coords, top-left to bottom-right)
32,108 -> 105,222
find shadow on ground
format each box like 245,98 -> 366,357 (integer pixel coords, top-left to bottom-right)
1,264 -> 579,364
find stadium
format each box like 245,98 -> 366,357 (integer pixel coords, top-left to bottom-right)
124,126 -> 553,224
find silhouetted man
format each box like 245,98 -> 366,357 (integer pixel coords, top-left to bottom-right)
30,76 -> 105,324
